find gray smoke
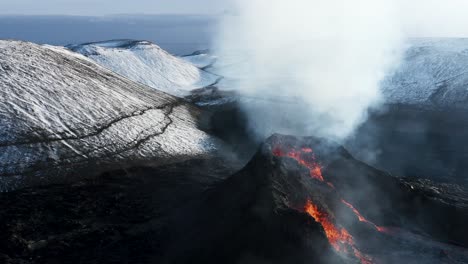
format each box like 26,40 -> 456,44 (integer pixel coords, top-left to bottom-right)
215,0 -> 404,142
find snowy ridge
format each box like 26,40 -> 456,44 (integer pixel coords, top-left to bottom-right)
383,38 -> 468,109
68,39 -> 219,96
183,39 -> 468,110
0,40 -> 219,191
181,50 -> 218,69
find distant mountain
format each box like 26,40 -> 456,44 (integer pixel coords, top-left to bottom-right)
348,39 -> 468,182
0,40 -> 219,191
68,40 -> 220,96
383,38 -> 468,109
0,15 -> 216,54
180,38 -> 468,110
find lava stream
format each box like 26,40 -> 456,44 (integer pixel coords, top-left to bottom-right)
273,145 -> 386,263
272,147 -> 325,182
341,199 -> 389,233
305,200 -> 373,264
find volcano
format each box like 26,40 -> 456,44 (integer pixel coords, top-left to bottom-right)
165,134 -> 468,264
2,134 -> 467,264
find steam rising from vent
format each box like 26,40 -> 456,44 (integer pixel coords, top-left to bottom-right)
216,0 -> 404,140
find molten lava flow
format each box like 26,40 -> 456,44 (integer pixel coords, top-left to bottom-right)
273,147 -> 325,181
273,145 -> 388,263
305,200 -> 373,264
305,201 -> 353,251
341,199 -> 389,233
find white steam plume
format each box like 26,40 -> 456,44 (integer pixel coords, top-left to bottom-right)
216,0 -> 404,141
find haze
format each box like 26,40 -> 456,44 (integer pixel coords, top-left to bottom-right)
0,0 -> 231,15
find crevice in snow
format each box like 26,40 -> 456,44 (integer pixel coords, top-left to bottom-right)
0,101 -> 182,148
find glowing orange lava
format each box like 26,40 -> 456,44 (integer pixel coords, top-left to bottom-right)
273,147 -> 325,181
305,200 -> 373,264
341,199 -> 388,233
273,145 -> 391,263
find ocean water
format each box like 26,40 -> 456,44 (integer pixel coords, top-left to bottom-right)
0,15 -> 218,55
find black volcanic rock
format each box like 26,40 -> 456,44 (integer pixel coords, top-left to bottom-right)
1,134 -> 468,264
349,103 -> 468,183
324,146 -> 468,247
162,136 -> 342,264
160,134 -> 468,263
165,134 -> 468,264
0,158 -> 239,264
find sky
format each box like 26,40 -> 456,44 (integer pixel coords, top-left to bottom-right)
2,0 -> 468,36
0,0 -> 231,15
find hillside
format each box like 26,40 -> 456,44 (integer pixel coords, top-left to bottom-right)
0,40 -> 219,191
68,40 -> 220,96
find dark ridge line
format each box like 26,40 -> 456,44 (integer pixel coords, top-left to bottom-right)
209,76 -> 223,86
133,103 -> 175,150
0,104 -> 178,178
200,59 -> 219,71
0,100 -> 181,148
0,103 -> 175,169
181,49 -> 211,57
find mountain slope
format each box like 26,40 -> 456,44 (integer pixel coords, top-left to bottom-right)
0,40 -> 219,191
383,38 -> 468,109
170,134 -> 468,264
347,39 -> 468,182
2,135 -> 466,263
68,40 -> 219,96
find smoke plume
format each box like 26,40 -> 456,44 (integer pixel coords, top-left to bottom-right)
216,0 -> 404,141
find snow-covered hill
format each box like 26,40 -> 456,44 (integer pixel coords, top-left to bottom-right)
68,40 -> 220,96
0,40 -> 219,191
182,39 -> 468,110
383,38 -> 468,109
